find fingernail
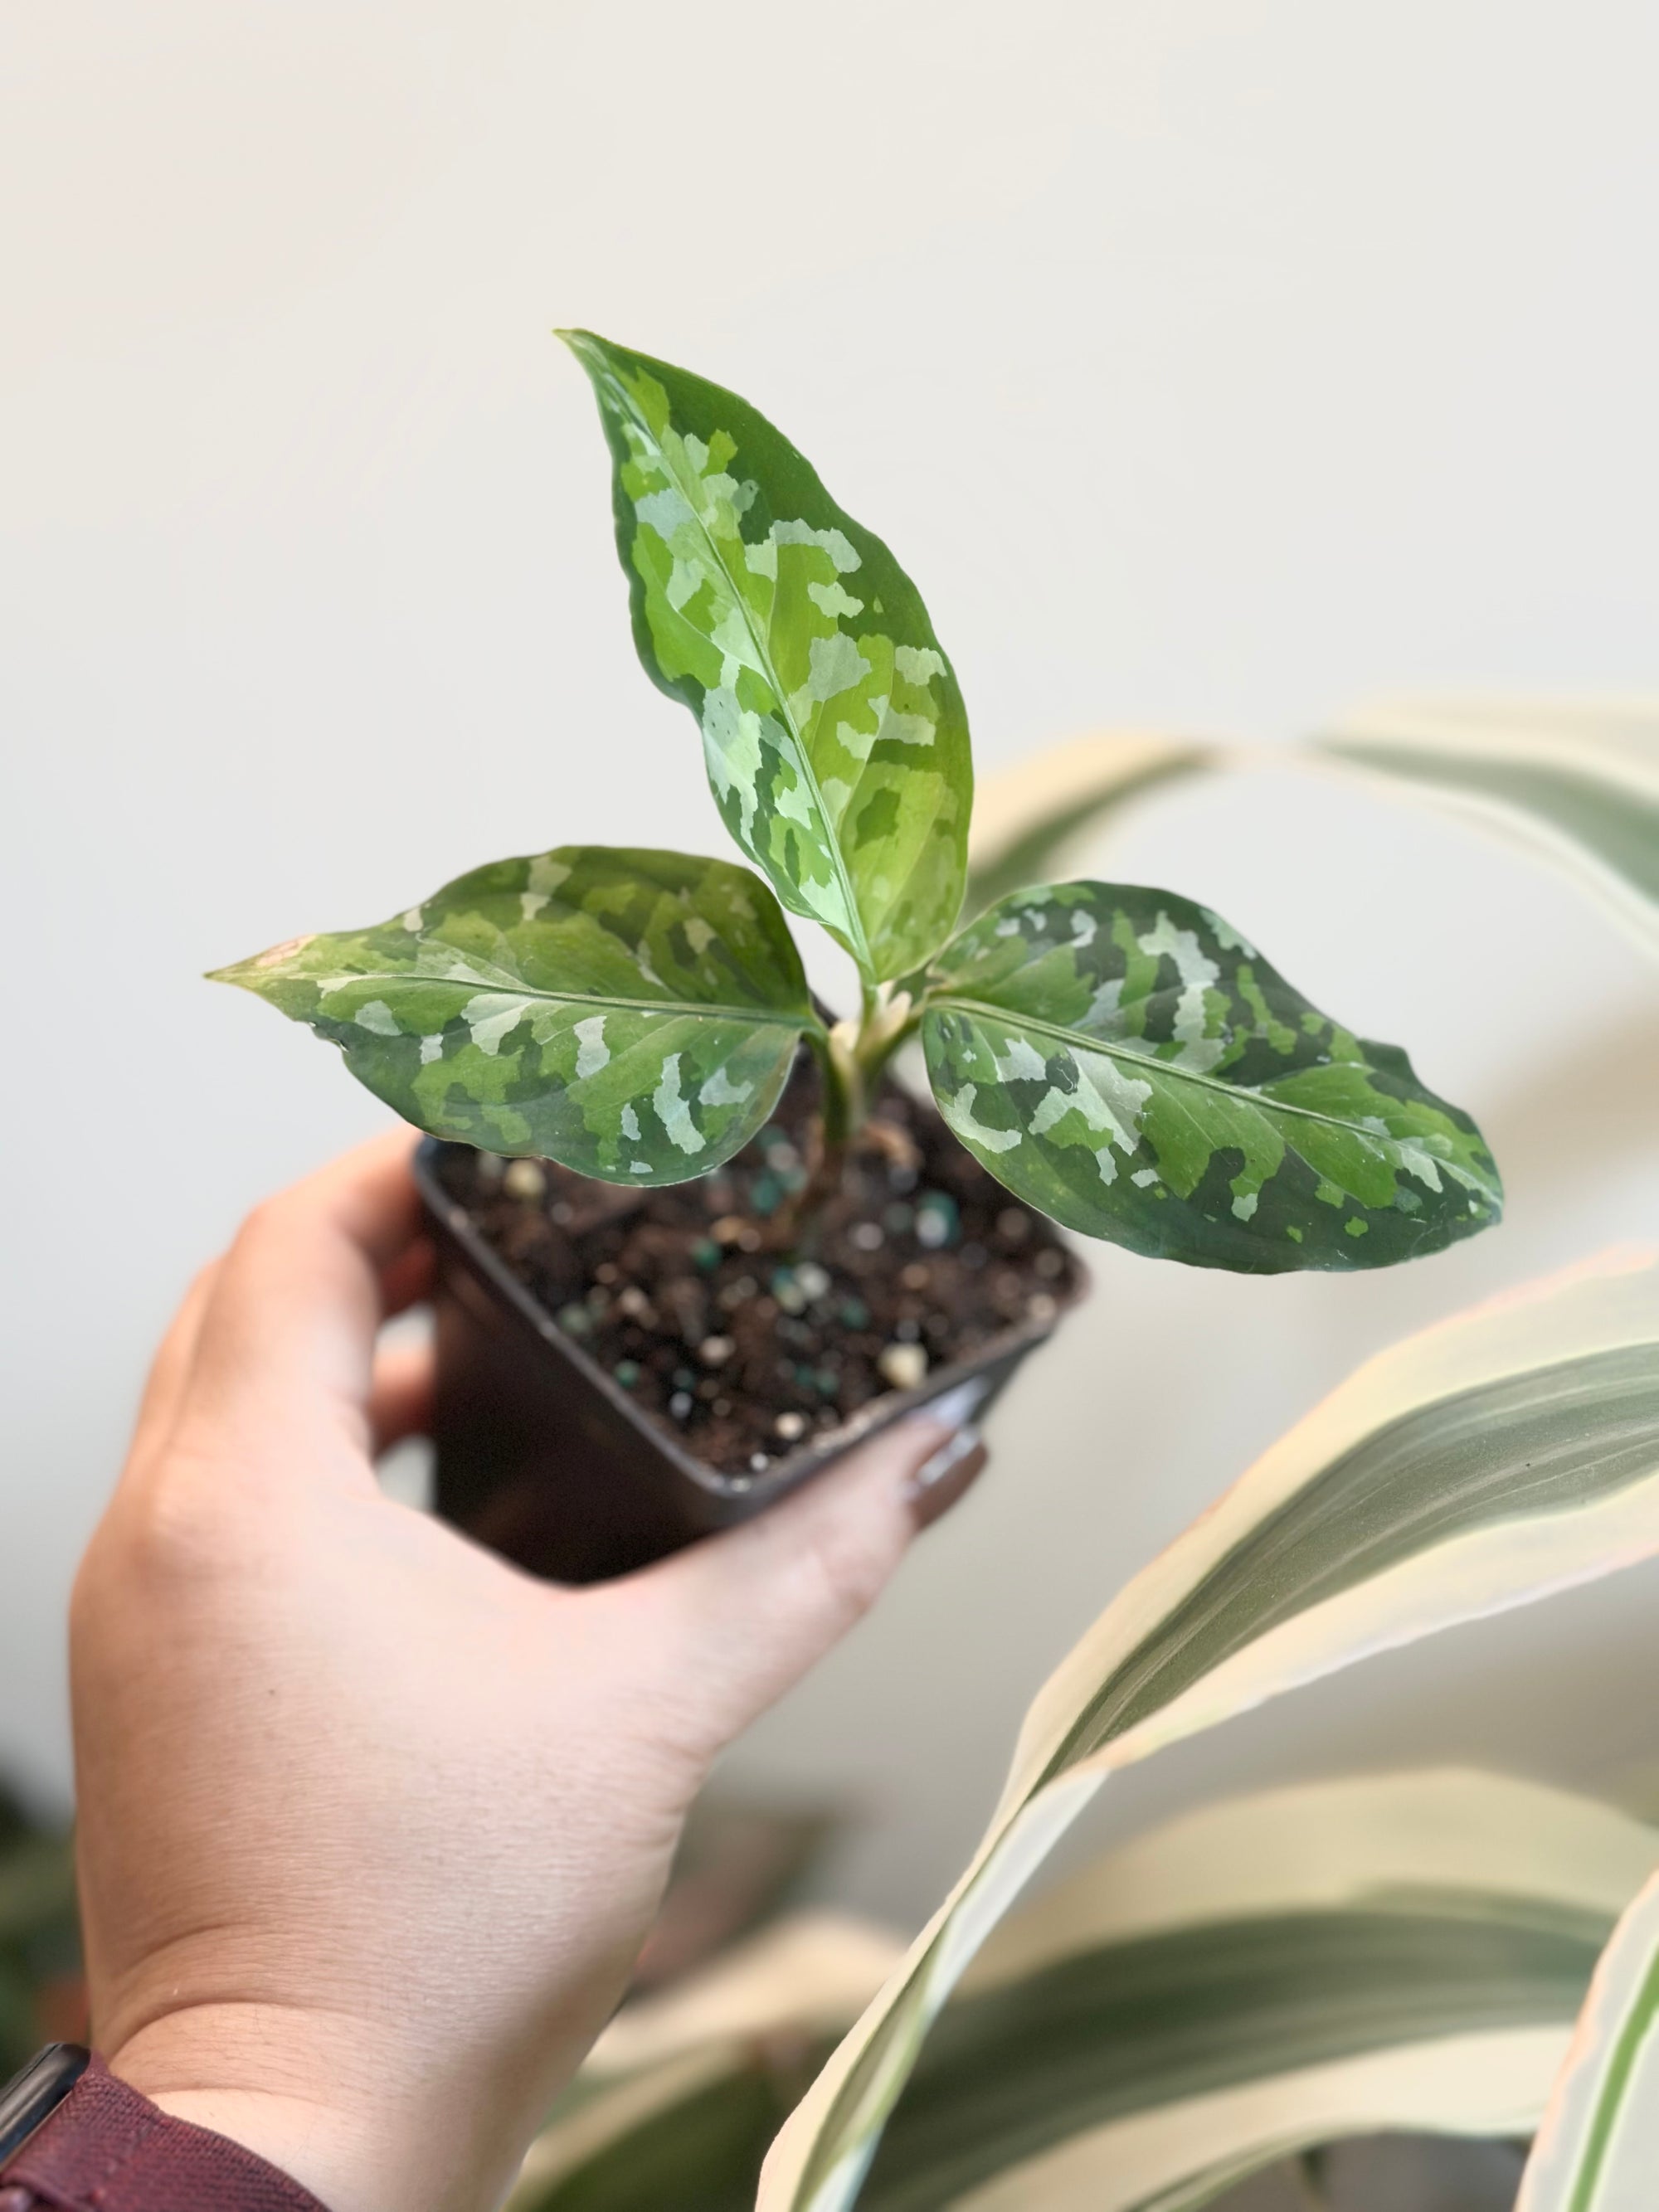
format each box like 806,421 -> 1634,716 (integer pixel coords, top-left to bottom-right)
905,1427 -> 988,1530
915,1377 -> 993,1433
899,1378 -> 993,1529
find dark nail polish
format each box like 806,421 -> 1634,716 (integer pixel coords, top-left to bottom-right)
906,1432 -> 988,1531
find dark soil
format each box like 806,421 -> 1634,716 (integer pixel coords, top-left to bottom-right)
432,1059 -> 1084,1480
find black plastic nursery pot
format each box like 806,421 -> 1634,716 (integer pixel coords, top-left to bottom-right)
414,1093 -> 1088,1584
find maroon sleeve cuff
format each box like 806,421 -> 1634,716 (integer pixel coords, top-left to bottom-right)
0,2059 -> 328,2212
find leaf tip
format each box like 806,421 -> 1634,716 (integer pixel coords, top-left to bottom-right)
554,326 -> 604,368
205,935 -> 314,993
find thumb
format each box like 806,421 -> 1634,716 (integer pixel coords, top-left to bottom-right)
620,1385 -> 990,1759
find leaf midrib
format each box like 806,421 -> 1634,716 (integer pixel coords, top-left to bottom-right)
927,994 -> 1470,1155
598,356 -> 877,976
309,971 -> 816,1032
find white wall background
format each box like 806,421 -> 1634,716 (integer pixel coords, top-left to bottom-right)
2,1 -> 1656,1926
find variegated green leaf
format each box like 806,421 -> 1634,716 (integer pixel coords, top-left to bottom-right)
1316,698 -> 1659,957
561,330 -> 972,983
760,1252 -> 1659,2212
1515,1864 -> 1659,2212
921,881 -> 1501,1271
966,732 -> 1219,917
211,847 -> 816,1183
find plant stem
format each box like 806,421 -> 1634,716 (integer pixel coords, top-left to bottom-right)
786,1126 -> 848,1246
780,988 -> 923,1247
847,985 -> 924,1103
820,985 -> 922,1147
785,1029 -> 854,1245
807,1024 -> 859,1150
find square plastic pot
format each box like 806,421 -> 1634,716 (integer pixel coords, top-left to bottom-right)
414,1136 -> 1088,1583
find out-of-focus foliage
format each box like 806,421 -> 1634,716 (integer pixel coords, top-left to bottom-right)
1317,699 -> 1659,960
967,702 -> 1659,959
0,1784 -> 81,2073
509,1773 -> 1657,2212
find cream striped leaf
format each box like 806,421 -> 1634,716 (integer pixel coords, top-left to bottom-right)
965,702 -> 1659,960
966,734 -> 1219,916
508,1774 -> 1656,2212
760,1252 -> 1659,2212
861,1770 -> 1653,2212
1316,698 -> 1659,957
1514,1864 -> 1659,2212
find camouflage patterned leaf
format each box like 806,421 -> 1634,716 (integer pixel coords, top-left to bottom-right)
561,330 -> 972,984
211,848 -> 816,1183
921,881 -> 1501,1271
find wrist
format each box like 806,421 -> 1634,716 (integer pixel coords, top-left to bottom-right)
105,2010 -> 413,2212
105,1999 -> 555,2212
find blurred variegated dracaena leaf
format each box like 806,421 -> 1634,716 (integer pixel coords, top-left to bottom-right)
966,732 -> 1220,917
0,1798 -> 79,2078
561,330 -> 972,984
211,847 -> 817,1184
1515,1862 -> 1659,2212
759,1252 -> 1659,2212
920,881 -> 1501,1271
510,1772 -> 1652,2212
1315,698 -> 1659,959
508,1913 -> 904,2212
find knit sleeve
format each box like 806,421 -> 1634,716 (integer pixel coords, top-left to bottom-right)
0,2059 -> 329,2211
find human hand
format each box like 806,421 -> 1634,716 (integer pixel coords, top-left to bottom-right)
70,1133 -> 985,2212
